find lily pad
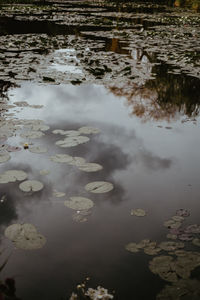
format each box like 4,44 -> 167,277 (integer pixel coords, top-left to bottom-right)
19,180 -> 44,192
0,152 -> 11,163
64,130 -> 81,137
5,170 -> 28,181
5,223 -> 46,250
164,219 -> 182,229
131,208 -> 146,217
29,146 -> 48,153
72,213 -> 88,223
125,242 -> 139,253
55,136 -> 89,148
85,181 -> 114,193
192,238 -> 200,247
64,197 -> 94,211
50,154 -> 73,163
68,157 -> 86,166
39,170 -> 50,176
20,131 -> 44,139
78,126 -> 100,134
52,129 -> 67,135
53,190 -> 66,198
78,163 -> 103,172
159,241 -> 184,251
185,224 -> 200,234
176,209 -> 190,217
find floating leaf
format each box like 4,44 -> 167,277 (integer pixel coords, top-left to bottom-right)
164,219 -> 182,229
64,197 -> 94,211
39,170 -> 50,176
192,238 -> 200,247
176,209 -> 190,217
85,181 -> 114,193
5,223 -> 46,250
159,241 -> 184,251
78,163 -> 103,172
29,146 -> 48,153
6,146 -> 21,152
167,234 -> 177,240
144,247 -> 161,255
5,170 -> 28,181
68,157 -> 86,166
0,170 -> 27,183
50,154 -> 73,163
31,125 -> 49,131
0,152 -> 11,163
72,213 -> 88,223
149,255 -> 178,282
53,190 -> 66,198
55,136 -> 89,148
64,130 -> 81,137
19,180 -> 44,192
131,208 -> 146,217
178,233 -> 193,241
52,129 -> 67,135
185,224 -> 200,234
20,131 -> 44,139
125,243 -> 139,253
78,126 -> 100,135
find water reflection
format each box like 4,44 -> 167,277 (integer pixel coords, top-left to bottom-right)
0,83 -> 200,300
109,61 -> 200,121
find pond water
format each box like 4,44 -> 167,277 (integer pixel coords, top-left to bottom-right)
0,1 -> 200,300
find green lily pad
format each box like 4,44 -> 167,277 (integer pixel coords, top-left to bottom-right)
192,238 -> 200,247
39,170 -> 50,175
68,157 -> 86,166
19,180 -> 44,192
53,190 -> 66,198
52,129 -> 67,135
131,208 -> 146,217
0,152 -> 11,163
72,213 -> 88,223
78,163 -> 103,172
29,146 -> 48,153
20,131 -> 44,139
125,243 -> 139,253
85,181 -> 114,193
55,136 -> 89,148
5,223 -> 46,250
50,154 -> 73,163
64,197 -> 94,210
64,130 -> 81,137
0,170 -> 27,183
78,126 -> 100,134
159,241 -> 184,251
